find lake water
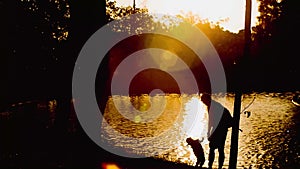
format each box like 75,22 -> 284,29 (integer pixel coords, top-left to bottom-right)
1,92 -> 299,168
100,92 -> 300,168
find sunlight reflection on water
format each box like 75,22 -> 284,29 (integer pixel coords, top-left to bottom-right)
101,92 -> 300,168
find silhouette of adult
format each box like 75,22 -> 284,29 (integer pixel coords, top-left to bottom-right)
201,94 -> 233,169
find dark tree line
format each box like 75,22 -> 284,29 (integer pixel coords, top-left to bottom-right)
3,0 -> 298,107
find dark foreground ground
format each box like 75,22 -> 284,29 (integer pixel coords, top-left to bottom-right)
0,100 -> 208,169
0,126 -> 204,169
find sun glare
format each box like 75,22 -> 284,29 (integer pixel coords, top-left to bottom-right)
114,0 -> 259,33
182,96 -> 208,140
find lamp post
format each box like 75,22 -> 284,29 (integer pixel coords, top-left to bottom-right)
229,0 -> 252,168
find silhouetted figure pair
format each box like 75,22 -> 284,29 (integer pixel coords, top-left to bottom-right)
201,94 -> 233,169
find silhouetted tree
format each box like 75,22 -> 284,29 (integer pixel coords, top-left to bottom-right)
252,0 -> 300,90
0,0 -> 16,111
53,0 -> 106,132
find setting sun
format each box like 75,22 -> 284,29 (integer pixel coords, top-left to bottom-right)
113,0 -> 259,33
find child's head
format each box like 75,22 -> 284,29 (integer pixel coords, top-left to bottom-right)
186,137 -> 204,145
186,137 -> 194,145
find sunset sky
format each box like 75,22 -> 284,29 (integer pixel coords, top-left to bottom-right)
113,0 -> 260,33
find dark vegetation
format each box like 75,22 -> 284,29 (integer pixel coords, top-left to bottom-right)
2,0 -> 299,107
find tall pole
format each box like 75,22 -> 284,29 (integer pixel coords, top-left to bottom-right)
229,0 -> 251,168
133,0 -> 136,11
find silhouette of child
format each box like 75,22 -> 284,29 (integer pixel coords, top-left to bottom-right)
186,137 -> 205,168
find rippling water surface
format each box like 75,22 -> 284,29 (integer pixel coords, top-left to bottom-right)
101,92 -> 300,168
